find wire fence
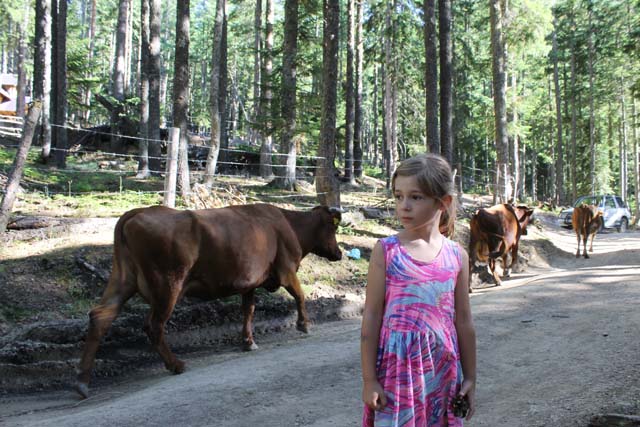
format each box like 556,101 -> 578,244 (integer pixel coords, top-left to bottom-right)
1,124 -> 388,210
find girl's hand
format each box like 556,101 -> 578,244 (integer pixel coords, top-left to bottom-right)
459,378 -> 476,420
362,379 -> 387,411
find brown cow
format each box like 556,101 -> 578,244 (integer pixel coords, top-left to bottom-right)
572,204 -> 603,258
75,204 -> 342,398
469,204 -> 535,287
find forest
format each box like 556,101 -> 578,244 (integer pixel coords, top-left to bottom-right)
0,0 -> 639,217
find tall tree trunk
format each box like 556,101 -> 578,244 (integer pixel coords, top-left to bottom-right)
204,0 -> 225,188
316,0 -> 340,208
173,0 -> 191,197
137,0 -> 151,178
548,77 -> 556,203
511,70 -> 519,202
111,0 -> 130,153
423,0 -> 439,154
16,8 -> 29,120
251,0 -> 262,145
551,19 -> 564,205
35,0 -> 52,161
52,0 -> 68,169
439,0 -> 453,164
373,65 -> 379,167
632,99 -> 639,225
277,0 -> 298,190
588,9 -> 596,194
220,15 -> 229,156
383,1 -> 394,187
259,0 -> 274,178
343,0 -> 355,183
570,29 -> 577,203
353,0 -> 363,178
83,0 -> 97,125
490,0 -> 509,202
619,81 -> 627,202
148,0 -> 162,174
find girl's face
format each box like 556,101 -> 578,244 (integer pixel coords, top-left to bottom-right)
393,175 -> 443,231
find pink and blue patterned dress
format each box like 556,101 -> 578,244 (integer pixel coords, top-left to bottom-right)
363,235 -> 464,427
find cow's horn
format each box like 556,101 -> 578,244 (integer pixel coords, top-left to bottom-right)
328,206 -> 345,213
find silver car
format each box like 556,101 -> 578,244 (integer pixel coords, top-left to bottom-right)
557,195 -> 631,232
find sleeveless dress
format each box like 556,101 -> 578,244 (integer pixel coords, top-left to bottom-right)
362,235 -> 464,427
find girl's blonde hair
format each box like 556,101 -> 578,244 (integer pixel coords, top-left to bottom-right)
391,153 -> 456,237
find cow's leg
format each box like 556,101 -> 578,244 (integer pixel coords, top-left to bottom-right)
489,258 -> 501,286
283,273 -> 309,333
575,231 -> 581,258
582,233 -> 589,259
504,243 -> 518,278
588,232 -> 596,253
75,272 -> 136,398
143,281 -> 185,375
241,290 -> 259,351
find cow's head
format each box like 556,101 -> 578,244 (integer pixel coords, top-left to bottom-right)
589,210 -> 603,233
310,206 -> 343,261
514,205 -> 535,236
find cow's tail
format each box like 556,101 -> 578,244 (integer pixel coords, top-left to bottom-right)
106,208 -> 143,294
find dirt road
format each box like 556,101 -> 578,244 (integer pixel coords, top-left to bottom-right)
1,227 -> 639,426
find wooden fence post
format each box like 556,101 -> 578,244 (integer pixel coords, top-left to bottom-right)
163,127 -> 180,208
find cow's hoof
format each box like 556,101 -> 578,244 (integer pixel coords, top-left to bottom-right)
169,359 -> 186,375
74,382 -> 90,399
243,342 -> 259,351
584,255 -> 590,259
297,323 -> 309,334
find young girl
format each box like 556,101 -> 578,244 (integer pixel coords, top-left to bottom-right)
361,153 -> 476,426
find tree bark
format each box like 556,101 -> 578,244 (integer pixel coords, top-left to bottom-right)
148,0 -> 163,174
251,0 -> 262,145
52,0 -> 68,169
439,0 -> 453,164
353,0 -> 363,178
276,0 -> 299,190
34,0 -> 52,162
0,104 -> 42,234
259,0 -> 274,179
137,0 -> 151,178
383,2 -> 394,187
570,28 -> 577,203
588,9 -> 596,193
551,18 -> 564,205
16,9 -> 29,120
423,0 -> 439,154
490,0 -> 510,202
316,0 -> 341,208
111,0 -> 130,153
204,0 -> 225,188
173,0 -> 191,197
343,0 -> 355,183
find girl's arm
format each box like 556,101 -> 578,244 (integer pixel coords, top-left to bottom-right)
360,240 -> 387,411
454,247 -> 477,420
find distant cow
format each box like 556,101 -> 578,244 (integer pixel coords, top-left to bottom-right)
75,204 -> 342,398
469,204 -> 535,287
572,204 -> 603,258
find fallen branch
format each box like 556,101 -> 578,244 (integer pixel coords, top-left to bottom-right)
75,256 -> 110,283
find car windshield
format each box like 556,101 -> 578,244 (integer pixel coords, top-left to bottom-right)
573,196 -> 602,207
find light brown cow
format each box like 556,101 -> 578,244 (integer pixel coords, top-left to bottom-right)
75,204 -> 342,398
572,204 -> 603,258
469,204 -> 535,287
